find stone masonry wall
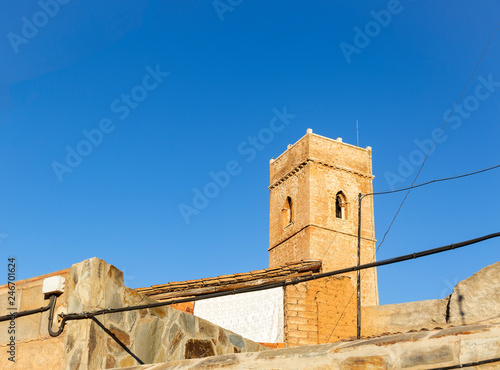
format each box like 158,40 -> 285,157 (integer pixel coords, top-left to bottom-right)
284,276 -> 356,346
362,299 -> 448,338
362,261 -> 500,338
0,268 -> 70,369
64,258 -> 265,369
1,258 -> 265,369
118,322 -> 500,369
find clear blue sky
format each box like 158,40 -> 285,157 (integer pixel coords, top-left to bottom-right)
1,0 -> 499,305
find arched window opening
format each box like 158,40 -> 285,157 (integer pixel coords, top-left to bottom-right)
282,196 -> 293,227
336,192 -> 346,220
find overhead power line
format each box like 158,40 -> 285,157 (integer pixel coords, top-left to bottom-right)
4,231 -> 490,336
365,163 -> 500,198
344,161 -> 500,341
429,356 -> 500,370
375,22 -> 500,252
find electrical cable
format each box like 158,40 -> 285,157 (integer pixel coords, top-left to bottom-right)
374,22 -> 499,253
364,163 -> 500,198
44,232 -> 499,336
428,356 -> 500,369
48,294 -> 64,337
325,228 -> 499,343
1,232 -> 497,340
0,298 -> 53,322
326,162 -> 500,341
320,192 -> 371,342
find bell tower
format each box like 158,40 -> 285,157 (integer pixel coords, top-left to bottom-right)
269,129 -> 378,306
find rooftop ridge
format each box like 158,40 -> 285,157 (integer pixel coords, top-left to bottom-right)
135,259 -> 322,296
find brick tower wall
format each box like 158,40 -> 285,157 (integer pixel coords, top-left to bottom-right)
283,276 -> 356,347
269,131 -> 379,345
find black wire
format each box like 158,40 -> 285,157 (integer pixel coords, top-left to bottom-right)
428,356 -> 500,369
49,232 -> 499,331
91,317 -> 144,364
363,163 -> 500,198
48,295 -> 65,337
0,297 -> 53,322
375,22 -> 499,253
3,232 -> 498,338
326,160 -> 500,341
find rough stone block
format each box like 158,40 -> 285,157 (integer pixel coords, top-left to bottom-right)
134,319 -> 158,363
198,318 -> 217,338
167,323 -> 185,357
106,327 -> 131,353
460,336 -> 500,364
448,261 -> 500,325
362,299 -> 447,337
228,334 -> 245,348
400,345 -> 455,368
185,339 -> 215,359
179,311 -> 196,337
341,355 -> 393,369
118,355 -> 136,367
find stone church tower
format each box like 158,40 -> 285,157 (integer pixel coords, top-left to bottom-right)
269,129 -> 378,344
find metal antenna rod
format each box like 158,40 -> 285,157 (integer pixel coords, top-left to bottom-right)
356,120 -> 359,147
357,193 -> 362,339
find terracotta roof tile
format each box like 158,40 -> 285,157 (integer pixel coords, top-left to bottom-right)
136,260 -> 322,298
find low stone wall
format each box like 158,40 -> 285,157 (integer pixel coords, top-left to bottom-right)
117,322 -> 500,369
362,298 -> 447,337
64,258 -> 265,368
447,261 -> 500,326
0,258 -> 265,369
0,268 -> 70,369
362,261 -> 500,338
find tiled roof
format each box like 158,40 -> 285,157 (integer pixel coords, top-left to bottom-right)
136,259 -> 322,301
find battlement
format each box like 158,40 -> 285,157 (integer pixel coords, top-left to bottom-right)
270,129 -> 373,186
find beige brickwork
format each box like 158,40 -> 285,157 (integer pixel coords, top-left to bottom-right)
269,131 -> 379,345
0,268 -> 70,369
284,276 -> 356,347
316,276 -> 357,344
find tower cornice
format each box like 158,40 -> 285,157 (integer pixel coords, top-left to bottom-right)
269,158 -> 374,190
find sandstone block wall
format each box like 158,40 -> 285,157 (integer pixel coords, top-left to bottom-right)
447,261 -> 500,325
0,268 -> 70,369
0,258 -> 266,369
362,299 -> 448,337
362,261 -> 500,338
64,258 -> 265,369
117,322 -> 500,370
